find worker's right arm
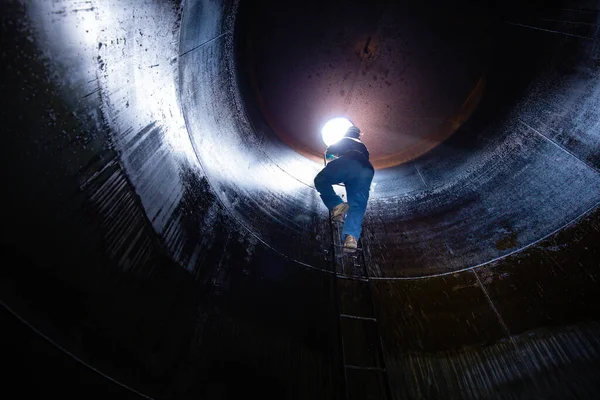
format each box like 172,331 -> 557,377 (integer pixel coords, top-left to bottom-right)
325,141 -> 343,159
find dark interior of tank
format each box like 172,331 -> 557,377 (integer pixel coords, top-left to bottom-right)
1,0 -> 599,398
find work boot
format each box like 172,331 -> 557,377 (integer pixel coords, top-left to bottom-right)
343,235 -> 358,252
331,202 -> 349,222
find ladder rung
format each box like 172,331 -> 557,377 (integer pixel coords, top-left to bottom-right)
345,365 -> 386,372
333,244 -> 362,250
339,314 -> 376,321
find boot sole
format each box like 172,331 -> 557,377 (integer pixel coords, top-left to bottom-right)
331,203 -> 349,221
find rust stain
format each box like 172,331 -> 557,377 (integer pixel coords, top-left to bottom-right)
496,233 -> 520,250
495,224 -> 520,251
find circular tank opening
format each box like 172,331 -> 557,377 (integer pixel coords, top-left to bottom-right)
237,0 -> 490,168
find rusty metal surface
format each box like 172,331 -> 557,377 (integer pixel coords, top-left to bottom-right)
241,0 -> 490,167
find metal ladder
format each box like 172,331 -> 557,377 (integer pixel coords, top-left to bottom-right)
328,216 -> 393,400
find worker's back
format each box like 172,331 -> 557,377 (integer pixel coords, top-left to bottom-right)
326,137 -> 370,163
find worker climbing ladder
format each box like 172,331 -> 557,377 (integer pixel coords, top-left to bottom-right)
328,215 -> 393,400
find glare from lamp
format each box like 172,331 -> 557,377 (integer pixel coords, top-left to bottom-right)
321,117 -> 353,147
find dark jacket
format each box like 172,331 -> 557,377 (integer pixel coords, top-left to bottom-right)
326,137 -> 371,164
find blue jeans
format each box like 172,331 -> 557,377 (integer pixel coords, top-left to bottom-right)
314,157 -> 374,241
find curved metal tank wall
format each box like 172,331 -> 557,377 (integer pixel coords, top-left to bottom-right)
1,0 -> 599,398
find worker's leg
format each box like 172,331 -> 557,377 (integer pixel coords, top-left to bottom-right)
314,158 -> 353,210
342,161 -> 374,241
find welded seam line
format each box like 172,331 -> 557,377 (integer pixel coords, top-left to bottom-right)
471,269 -> 539,386
414,165 -> 428,188
178,19 -> 597,279
471,270 -> 512,337
181,98 -> 334,273
336,271 -> 369,280
178,23 -> 334,274
339,314 -> 377,321
178,31 -> 231,58
370,200 -> 600,281
540,18 -> 599,27
186,160 -> 331,274
504,21 -> 596,40
0,299 -> 156,400
336,274 -> 369,282
519,119 -> 600,175
270,157 -> 316,188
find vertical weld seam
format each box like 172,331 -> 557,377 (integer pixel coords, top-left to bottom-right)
471,269 -> 511,337
503,21 -> 596,40
0,301 -> 156,400
414,165 -> 428,188
472,269 -> 540,389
